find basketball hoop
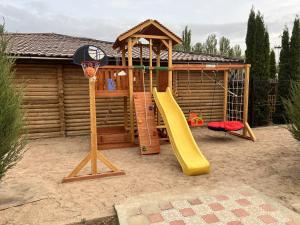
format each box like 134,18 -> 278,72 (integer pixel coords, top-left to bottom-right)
73,45 -> 108,79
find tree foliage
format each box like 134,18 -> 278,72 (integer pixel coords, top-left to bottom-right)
269,49 -> 276,79
245,9 -> 270,126
219,36 -> 231,56
283,82 -> 300,141
0,24 -> 26,181
289,17 -> 300,81
273,25 -> 295,124
233,45 -> 242,57
205,34 -> 217,54
193,42 -> 205,53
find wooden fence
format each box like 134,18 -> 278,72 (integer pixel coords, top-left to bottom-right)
15,63 -> 224,139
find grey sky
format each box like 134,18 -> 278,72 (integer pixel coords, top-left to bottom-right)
0,0 -> 299,52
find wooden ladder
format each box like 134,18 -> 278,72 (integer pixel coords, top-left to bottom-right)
133,92 -> 160,155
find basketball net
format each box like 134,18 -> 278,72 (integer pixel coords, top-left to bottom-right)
81,61 -> 99,80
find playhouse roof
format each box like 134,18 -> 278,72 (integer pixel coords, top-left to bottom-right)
112,19 -> 182,49
6,33 -> 243,63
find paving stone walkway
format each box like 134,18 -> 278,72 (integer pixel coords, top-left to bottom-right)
115,184 -> 300,225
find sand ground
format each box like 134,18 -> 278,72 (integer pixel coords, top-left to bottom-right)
0,126 -> 299,225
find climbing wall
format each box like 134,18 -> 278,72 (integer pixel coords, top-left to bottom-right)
133,92 -> 160,155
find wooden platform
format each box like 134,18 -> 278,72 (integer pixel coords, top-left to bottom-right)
97,126 -> 136,150
133,92 -> 160,155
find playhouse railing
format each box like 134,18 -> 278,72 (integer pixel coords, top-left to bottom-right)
95,67 -> 145,97
95,68 -> 129,97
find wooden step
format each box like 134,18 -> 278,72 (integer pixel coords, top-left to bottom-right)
133,92 -> 160,155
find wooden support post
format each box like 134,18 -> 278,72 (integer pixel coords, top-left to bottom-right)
89,78 -> 98,174
57,65 -> 65,137
156,47 -> 161,126
127,38 -> 135,143
122,49 -> 128,129
149,39 -> 153,93
168,39 -> 173,91
243,64 -> 250,137
223,70 -> 229,121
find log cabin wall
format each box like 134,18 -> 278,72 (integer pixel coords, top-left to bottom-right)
15,63 -> 224,139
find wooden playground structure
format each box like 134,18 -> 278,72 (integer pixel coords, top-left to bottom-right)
63,19 -> 255,183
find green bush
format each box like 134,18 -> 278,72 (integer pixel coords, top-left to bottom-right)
283,82 -> 300,141
0,24 -> 26,181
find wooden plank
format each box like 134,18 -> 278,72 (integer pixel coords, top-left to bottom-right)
62,170 -> 125,183
243,64 -> 250,137
168,39 -> 173,90
149,39 -> 153,93
128,38 -> 135,143
223,70 -> 228,121
132,34 -> 170,40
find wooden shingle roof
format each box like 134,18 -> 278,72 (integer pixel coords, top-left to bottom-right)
6,33 -> 243,63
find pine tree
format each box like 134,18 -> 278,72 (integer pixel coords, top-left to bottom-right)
283,81 -> 300,140
269,49 -> 276,79
219,36 -> 231,56
245,8 -> 256,64
253,13 -> 270,126
0,24 -> 26,181
245,8 -> 256,125
182,26 -> 192,52
289,17 -> 300,81
273,28 -> 290,124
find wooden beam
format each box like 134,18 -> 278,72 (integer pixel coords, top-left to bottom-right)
149,38 -> 153,93
172,64 -> 247,71
156,47 -> 161,126
132,38 -> 139,47
122,48 -> 128,129
223,70 -> 228,121
132,34 -> 170,40
62,170 -> 125,183
118,20 -> 153,41
245,122 -> 256,141
168,39 -> 173,91
243,64 -> 250,137
161,39 -> 169,48
127,38 -> 135,143
57,65 -> 65,137
89,78 -> 98,174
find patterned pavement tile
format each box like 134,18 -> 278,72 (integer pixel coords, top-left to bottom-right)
179,208 -> 195,217
188,198 -> 202,205
192,204 -> 212,215
201,213 -> 220,224
208,202 -> 225,211
258,214 -> 278,224
169,220 -> 186,225
183,216 -> 203,225
215,195 -> 230,201
161,209 -> 182,222
147,213 -> 164,223
171,200 -> 191,209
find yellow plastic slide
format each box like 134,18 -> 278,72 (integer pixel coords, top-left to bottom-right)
153,87 -> 210,175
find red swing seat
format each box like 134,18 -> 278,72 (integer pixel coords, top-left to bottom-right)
207,121 -> 244,132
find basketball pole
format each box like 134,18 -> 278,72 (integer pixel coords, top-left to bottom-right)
62,75 -> 125,183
